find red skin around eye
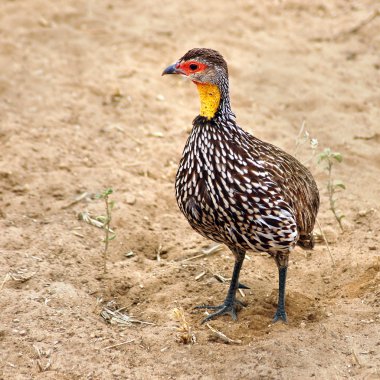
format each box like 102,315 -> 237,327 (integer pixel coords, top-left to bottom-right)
178,61 -> 208,75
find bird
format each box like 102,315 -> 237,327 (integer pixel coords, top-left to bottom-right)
162,48 -> 319,324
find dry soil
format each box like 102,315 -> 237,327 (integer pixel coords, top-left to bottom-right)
0,0 -> 379,379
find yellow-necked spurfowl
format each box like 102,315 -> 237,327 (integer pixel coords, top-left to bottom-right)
162,48 -> 319,323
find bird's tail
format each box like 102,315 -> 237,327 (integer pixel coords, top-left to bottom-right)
297,233 -> 315,250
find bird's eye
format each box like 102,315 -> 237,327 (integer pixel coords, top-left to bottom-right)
189,63 -> 198,71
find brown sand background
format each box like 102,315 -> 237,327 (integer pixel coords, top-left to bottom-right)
1,0 -> 379,378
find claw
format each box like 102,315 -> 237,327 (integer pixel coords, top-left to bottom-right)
272,308 -> 288,323
202,305 -> 238,323
195,252 -> 247,324
195,299 -> 246,323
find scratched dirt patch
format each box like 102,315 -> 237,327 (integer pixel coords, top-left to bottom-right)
1,0 -> 379,379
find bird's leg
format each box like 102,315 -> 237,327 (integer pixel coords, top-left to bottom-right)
273,253 -> 289,323
195,248 -> 246,323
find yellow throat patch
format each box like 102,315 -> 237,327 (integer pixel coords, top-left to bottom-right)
194,83 -> 221,119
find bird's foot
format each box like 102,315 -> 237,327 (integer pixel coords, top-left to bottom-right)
195,299 -> 246,324
272,307 -> 287,323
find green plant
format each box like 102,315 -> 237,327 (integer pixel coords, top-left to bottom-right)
96,188 -> 116,273
317,148 -> 345,231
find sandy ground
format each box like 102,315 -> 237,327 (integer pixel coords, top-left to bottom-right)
1,0 -> 379,379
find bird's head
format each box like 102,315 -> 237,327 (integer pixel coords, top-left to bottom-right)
162,48 -> 229,120
162,48 -> 228,85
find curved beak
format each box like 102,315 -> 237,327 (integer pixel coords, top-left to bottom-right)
162,62 -> 184,76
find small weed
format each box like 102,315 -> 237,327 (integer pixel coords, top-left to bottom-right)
96,188 -> 116,274
317,148 -> 345,231
292,123 -> 337,264
294,120 -> 319,164
172,307 -> 196,344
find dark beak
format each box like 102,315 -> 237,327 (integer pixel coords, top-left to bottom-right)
162,62 -> 183,76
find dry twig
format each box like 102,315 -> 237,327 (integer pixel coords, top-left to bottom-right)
206,323 -> 242,345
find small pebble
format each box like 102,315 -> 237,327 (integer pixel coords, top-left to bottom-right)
125,251 -> 135,258
125,194 -> 136,205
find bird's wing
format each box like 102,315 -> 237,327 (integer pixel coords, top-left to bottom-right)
248,136 -> 320,235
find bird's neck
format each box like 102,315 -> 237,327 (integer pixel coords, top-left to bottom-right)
194,81 -> 231,120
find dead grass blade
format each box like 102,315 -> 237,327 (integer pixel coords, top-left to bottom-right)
195,271 -> 206,281
1,270 -> 36,291
9,270 -> 36,282
316,218 -> 335,267
100,301 -> 154,326
213,273 -> 227,283
33,345 -> 52,372
0,273 -> 11,292
338,9 -> 380,38
312,9 -> 380,42
62,192 -> 95,209
100,339 -> 135,350
181,244 -> 224,262
156,244 -> 163,262
354,133 -> 380,142
351,349 -> 362,367
172,307 -> 196,344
